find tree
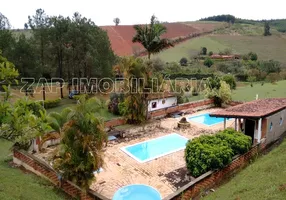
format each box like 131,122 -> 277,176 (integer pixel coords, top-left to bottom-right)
10,34 -> 39,78
264,21 -> 271,36
113,17 -> 120,26
27,9 -> 51,76
180,57 -> 188,66
205,78 -> 232,107
53,97 -> 107,189
0,13 -> 14,57
0,12 -> 11,29
132,15 -> 173,59
118,57 -> 149,124
200,47 -> 207,55
248,51 -> 258,61
48,16 -> 70,98
204,57 -> 214,67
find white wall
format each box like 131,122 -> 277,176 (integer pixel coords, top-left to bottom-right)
147,97 -> 177,112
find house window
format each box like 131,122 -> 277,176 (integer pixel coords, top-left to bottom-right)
269,122 -> 273,131
152,102 -> 157,109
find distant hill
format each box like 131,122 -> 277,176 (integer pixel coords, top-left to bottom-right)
200,14 -> 286,33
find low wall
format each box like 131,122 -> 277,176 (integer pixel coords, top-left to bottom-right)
104,118 -> 126,128
163,139 -> 267,200
13,150 -> 109,200
104,99 -> 214,128
149,99 -> 214,119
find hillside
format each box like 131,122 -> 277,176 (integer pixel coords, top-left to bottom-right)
203,138 -> 286,200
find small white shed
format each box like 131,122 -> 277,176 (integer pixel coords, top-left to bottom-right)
147,94 -> 177,112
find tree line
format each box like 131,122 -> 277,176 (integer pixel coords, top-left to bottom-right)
0,10 -> 116,82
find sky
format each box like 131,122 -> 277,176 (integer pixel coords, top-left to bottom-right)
1,0 -> 285,29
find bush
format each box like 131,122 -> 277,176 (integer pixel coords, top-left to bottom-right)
179,57 -> 188,66
185,135 -> 233,177
108,93 -> 124,115
200,47 -> 207,55
208,51 -> 213,56
216,128 -> 252,155
73,94 -> 88,101
266,73 -> 280,83
248,52 -> 258,61
222,75 -> 236,90
205,80 -> 232,107
43,99 -> 61,109
204,58 -> 214,67
247,76 -> 257,83
185,128 -> 252,177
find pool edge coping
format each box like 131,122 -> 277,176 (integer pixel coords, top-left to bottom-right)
120,133 -> 189,163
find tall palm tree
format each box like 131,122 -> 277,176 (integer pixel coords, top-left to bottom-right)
132,15 -> 173,59
53,97 -> 107,189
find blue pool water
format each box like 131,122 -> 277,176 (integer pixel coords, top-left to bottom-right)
112,184 -> 161,200
121,133 -> 188,163
188,113 -> 229,126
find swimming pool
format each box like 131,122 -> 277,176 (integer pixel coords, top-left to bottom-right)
121,133 -> 189,163
188,113 -> 230,126
112,184 -> 161,200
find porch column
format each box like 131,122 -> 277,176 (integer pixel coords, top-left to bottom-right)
235,119 -> 237,131
224,118 -> 226,129
258,118 -> 262,143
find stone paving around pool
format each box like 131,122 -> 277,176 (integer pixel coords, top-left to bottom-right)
90,108 -> 235,199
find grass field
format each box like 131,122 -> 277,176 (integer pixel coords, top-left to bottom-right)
203,139 -> 286,200
154,36 -> 228,62
232,80 -> 286,101
0,139 -> 66,200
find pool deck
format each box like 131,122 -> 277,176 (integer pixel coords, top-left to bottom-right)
90,108 -> 235,199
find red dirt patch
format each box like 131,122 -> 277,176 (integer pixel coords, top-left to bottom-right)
101,23 -> 199,56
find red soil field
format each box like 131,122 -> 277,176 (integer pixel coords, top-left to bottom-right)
101,23 -> 200,56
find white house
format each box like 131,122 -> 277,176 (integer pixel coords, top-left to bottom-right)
147,94 -> 177,112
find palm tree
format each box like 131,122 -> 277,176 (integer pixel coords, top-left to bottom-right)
53,97 -> 107,189
132,15 -> 173,59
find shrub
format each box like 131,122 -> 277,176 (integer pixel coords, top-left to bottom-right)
219,48 -> 232,55
222,75 -> 236,90
216,128 -> 252,155
185,135 -> 233,177
266,73 -> 279,83
247,76 -> 257,83
179,57 -> 188,66
185,128 -> 252,177
200,47 -> 207,55
205,80 -> 232,107
248,52 -> 258,61
108,93 -> 124,115
73,94 -> 88,101
204,58 -> 214,67
208,51 -> 213,56
43,99 -> 61,109
280,71 -> 286,80
242,54 -> 249,61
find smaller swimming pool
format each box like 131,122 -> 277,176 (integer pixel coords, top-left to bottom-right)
112,184 -> 161,200
188,113 -> 230,126
121,133 -> 188,163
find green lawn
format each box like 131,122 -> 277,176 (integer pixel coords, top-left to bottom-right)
232,80 -> 286,101
203,139 -> 286,200
46,97 -> 119,121
0,139 -> 66,200
154,33 -> 286,65
154,36 -> 228,62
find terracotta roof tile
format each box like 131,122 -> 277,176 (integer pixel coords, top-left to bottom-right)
210,98 -> 286,118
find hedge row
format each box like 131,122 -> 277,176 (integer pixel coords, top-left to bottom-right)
185,128 -> 252,177
43,99 -> 61,109
163,73 -> 214,80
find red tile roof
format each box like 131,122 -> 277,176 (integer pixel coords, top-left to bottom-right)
210,98 -> 286,118
100,23 -> 199,56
